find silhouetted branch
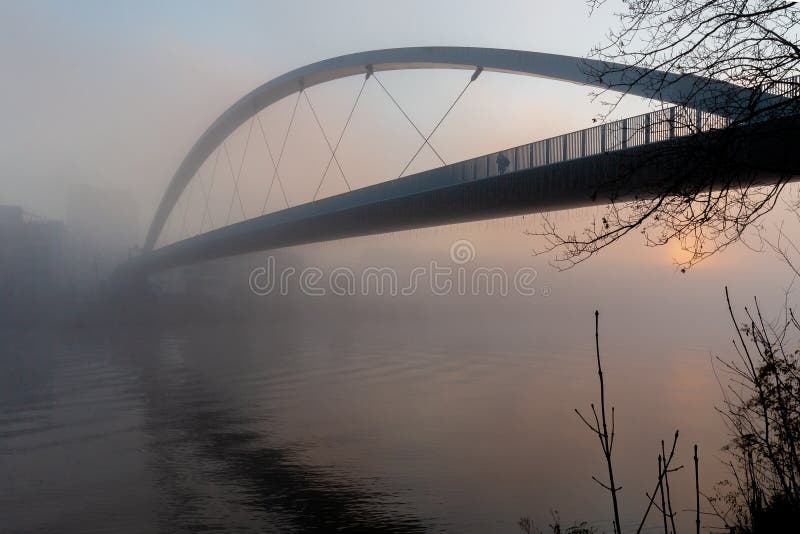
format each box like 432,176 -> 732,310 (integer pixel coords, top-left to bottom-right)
661,440 -> 678,533
659,455 -> 669,534
533,1 -> 800,270
576,311 -> 623,534
636,430 -> 681,534
695,444 -> 701,534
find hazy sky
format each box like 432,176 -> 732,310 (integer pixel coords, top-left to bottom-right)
0,0 -> 651,241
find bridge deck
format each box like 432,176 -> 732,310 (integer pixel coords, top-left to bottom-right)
118,111 -> 800,280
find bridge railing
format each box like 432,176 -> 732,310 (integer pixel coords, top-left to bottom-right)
451,75 -> 798,182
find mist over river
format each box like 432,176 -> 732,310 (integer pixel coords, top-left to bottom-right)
4,221 -> 799,533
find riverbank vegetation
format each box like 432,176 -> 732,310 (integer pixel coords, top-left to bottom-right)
520,294 -> 800,533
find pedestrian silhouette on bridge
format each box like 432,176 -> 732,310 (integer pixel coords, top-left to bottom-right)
496,152 -> 510,174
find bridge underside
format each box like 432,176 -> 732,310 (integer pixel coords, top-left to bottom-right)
122,116 -> 800,279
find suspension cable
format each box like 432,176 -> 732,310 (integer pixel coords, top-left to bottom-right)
224,117 -> 254,225
312,74 -> 368,201
161,209 -> 173,247
303,89 -> 353,197
371,72 -> 447,166
261,90 -> 301,214
179,176 -> 194,240
199,147 -> 221,233
169,65 -> 487,243
398,70 -> 478,178
255,113 -> 280,197
255,113 -> 291,213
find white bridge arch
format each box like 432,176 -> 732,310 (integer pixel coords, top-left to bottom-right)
145,46 -> 757,250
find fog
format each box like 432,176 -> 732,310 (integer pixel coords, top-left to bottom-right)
3,1 -> 800,532
0,1 -> 655,240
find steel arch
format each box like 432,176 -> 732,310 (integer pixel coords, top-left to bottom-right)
145,46 -> 756,250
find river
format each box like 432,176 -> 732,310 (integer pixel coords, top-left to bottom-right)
1,221 -> 795,533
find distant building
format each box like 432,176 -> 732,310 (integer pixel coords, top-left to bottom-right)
64,184 -> 139,290
0,205 -> 65,302
0,205 -> 23,227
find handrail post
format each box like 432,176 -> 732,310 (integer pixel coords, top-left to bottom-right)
546,138 -> 551,164
695,108 -> 702,132
644,113 -> 650,144
669,107 -> 675,139
621,119 -> 628,149
581,129 -> 587,158
562,136 -> 567,162
601,124 -> 606,153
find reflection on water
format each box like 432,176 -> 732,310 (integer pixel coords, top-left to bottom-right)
1,321 -> 431,533
0,290 -> 738,533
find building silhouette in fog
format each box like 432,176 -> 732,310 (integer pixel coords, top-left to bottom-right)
64,184 -> 139,291
0,205 -> 65,319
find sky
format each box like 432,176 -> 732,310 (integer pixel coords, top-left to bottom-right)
0,0 -> 654,243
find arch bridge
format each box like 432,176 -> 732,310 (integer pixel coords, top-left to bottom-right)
121,47 -> 800,279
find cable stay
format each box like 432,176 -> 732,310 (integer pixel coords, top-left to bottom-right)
261,90 -> 301,215
397,66 -> 482,178
311,73 -> 369,201
254,113 -> 287,212
179,175 -> 194,240
255,113 -> 291,212
223,117 -> 254,226
160,209 -> 173,248
179,63 -> 484,241
371,71 -> 448,167
303,90 -> 353,195
199,147 -> 221,234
